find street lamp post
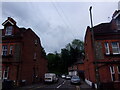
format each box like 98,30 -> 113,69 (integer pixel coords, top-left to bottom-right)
89,6 -> 100,90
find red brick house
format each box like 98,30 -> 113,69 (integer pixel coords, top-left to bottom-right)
1,17 -> 48,86
84,10 -> 120,89
68,59 -> 85,80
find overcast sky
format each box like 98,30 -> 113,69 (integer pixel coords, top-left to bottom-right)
1,0 -> 120,53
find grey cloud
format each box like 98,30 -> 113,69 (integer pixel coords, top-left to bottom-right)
1,2 -> 119,53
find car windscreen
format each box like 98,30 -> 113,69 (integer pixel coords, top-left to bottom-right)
72,76 -> 80,79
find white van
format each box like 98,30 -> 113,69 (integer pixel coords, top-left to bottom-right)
44,73 -> 58,83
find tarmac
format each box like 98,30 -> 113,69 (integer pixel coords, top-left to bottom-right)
5,79 -> 96,90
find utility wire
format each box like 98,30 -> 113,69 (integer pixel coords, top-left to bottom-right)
56,1 -> 76,30
50,0 -> 76,39
56,2 -> 80,39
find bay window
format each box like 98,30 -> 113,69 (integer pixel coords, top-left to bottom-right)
116,19 -> 120,30
9,45 -> 13,55
3,67 -> 9,79
104,42 -> 110,54
2,45 -> 8,56
117,66 -> 120,81
111,42 -> 120,54
5,26 -> 13,35
110,66 -> 115,81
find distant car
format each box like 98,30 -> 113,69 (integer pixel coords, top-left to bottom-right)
71,75 -> 81,84
44,73 -> 58,83
66,75 -> 71,80
61,74 -> 66,79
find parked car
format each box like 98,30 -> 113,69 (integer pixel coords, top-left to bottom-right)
44,73 -> 58,83
61,74 -> 66,79
66,75 -> 71,80
70,75 -> 81,84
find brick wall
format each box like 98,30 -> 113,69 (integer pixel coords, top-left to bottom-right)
1,18 -> 48,86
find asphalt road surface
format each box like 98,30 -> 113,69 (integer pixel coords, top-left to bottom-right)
13,78 -> 95,90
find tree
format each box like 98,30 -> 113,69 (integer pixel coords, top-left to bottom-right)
46,52 -> 62,74
66,39 -> 84,52
60,39 -> 84,73
46,39 -> 84,74
65,39 -> 84,64
61,49 -> 70,73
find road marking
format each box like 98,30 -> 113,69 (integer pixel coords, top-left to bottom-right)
57,84 -> 62,88
29,85 -> 46,90
56,80 -> 66,88
76,86 -> 80,90
62,80 -> 66,84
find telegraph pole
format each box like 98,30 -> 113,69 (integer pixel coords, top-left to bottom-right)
89,6 -> 100,90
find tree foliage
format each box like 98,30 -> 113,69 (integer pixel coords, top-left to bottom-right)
46,39 -> 84,74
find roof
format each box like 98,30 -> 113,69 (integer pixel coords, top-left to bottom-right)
88,10 -> 120,35
91,22 -> 120,35
93,23 -> 111,34
2,17 -> 41,42
112,10 -> 120,19
74,59 -> 84,65
2,17 -> 16,26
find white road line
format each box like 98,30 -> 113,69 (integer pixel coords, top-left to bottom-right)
57,84 -> 62,88
62,80 -> 66,84
56,80 -> 66,88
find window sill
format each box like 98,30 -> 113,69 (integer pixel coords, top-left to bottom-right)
2,54 -> 13,58
113,53 -> 120,55
114,81 -> 120,82
105,53 -> 110,55
105,53 -> 120,56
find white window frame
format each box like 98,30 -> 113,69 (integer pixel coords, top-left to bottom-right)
35,40 -> 38,45
3,67 -> 9,79
117,66 -> 120,74
104,42 -> 110,55
111,42 -> 120,54
2,45 -> 8,56
110,66 -> 115,81
116,19 -> 120,30
9,45 -> 13,55
5,26 -> 13,35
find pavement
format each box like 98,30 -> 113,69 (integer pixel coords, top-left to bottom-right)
12,83 -> 45,90
80,80 -> 96,90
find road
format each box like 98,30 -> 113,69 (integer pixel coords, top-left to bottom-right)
13,78 -> 95,90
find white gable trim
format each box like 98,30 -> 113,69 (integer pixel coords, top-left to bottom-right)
113,12 -> 120,19
2,20 -> 14,26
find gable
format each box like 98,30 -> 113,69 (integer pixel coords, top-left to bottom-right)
2,17 -> 16,26
112,10 -> 120,19
2,20 -> 14,26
